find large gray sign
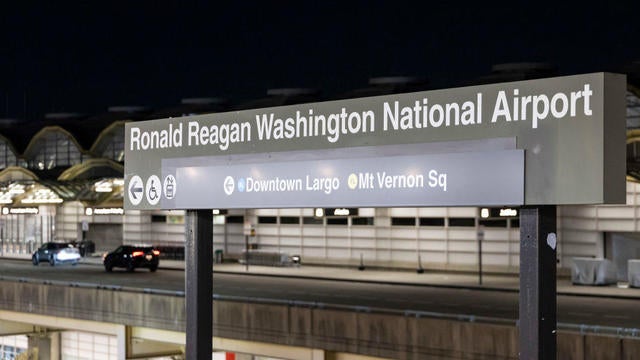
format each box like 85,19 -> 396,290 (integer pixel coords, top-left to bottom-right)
158,146 -> 523,209
125,72 -> 626,209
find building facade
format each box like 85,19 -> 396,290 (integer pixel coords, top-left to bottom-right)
0,70 -> 639,278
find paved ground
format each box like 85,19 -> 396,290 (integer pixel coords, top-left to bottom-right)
4,253 -> 639,300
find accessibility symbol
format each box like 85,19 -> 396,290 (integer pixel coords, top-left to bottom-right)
128,175 -> 143,205
223,176 -> 235,195
164,174 -> 176,200
146,175 -> 161,205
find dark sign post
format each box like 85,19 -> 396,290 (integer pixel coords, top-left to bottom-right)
185,209 -> 213,360
520,206 -> 557,359
477,225 -> 484,286
123,73 -> 626,359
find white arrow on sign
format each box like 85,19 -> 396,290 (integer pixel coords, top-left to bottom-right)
129,176 -> 143,205
223,176 -> 235,195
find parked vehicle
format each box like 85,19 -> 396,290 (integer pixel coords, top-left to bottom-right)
102,245 -> 160,272
32,242 -> 81,266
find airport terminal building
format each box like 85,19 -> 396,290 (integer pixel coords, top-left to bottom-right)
1,64 -> 640,359
0,64 -> 638,279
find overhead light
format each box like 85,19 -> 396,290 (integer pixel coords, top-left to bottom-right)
499,208 -> 518,217
93,208 -> 124,215
8,184 -> 25,195
334,208 -> 350,216
20,187 -> 63,204
21,198 -> 63,204
94,180 -> 113,193
6,207 -> 39,214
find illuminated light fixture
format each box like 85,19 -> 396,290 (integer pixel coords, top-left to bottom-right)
112,178 -> 125,186
480,208 -> 490,218
94,180 -> 113,193
8,184 -> 25,195
499,208 -> 518,217
7,207 -> 39,214
21,198 -> 63,204
85,208 -> 94,216
314,208 -> 324,217
1,208 -> 7,215
95,185 -> 112,193
21,187 -> 63,204
334,208 -> 350,216
92,208 -> 124,215
212,209 -> 220,215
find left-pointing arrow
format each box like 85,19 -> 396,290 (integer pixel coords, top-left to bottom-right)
129,182 -> 143,200
128,175 -> 144,206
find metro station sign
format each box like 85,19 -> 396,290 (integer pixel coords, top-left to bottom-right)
125,73 -> 626,210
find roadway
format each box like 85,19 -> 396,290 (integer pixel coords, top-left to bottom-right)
1,258 -> 639,330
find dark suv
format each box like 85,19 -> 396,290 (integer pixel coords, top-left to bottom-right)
102,245 -> 160,272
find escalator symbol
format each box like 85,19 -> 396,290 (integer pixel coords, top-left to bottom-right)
164,175 -> 176,199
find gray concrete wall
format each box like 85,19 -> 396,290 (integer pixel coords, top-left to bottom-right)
1,280 -> 639,359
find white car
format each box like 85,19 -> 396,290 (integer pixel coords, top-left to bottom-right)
32,242 -> 81,266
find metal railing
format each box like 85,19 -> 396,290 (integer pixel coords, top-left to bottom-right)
1,274 -> 639,340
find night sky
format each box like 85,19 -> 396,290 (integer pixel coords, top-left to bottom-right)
0,2 -> 639,121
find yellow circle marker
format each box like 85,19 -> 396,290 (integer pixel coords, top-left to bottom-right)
348,174 -> 358,189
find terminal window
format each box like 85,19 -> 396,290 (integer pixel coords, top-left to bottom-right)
352,217 -> 374,226
258,216 -> 278,224
327,218 -> 348,225
303,216 -> 324,225
392,217 -> 416,226
225,216 -> 244,224
479,219 -> 508,228
280,216 -> 300,224
419,217 -> 445,226
448,218 -> 476,227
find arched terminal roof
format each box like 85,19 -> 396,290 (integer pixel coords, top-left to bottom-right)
0,67 -> 636,207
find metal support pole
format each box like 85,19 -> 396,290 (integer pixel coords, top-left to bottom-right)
185,209 -> 213,359
478,225 -> 484,286
245,234 -> 249,271
519,206 -> 557,359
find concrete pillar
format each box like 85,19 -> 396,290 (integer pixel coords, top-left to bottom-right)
311,349 -> 325,360
116,325 -> 127,360
50,332 -> 60,360
27,333 -> 56,360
